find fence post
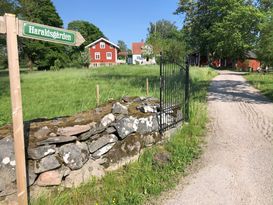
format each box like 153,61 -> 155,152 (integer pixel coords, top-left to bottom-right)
159,52 -> 163,134
146,78 -> 149,96
185,56 -> 190,122
96,84 -> 100,107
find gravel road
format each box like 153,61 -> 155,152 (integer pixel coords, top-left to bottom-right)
159,71 -> 273,205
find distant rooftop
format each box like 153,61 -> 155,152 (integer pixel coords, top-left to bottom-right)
246,51 -> 258,59
132,42 -> 144,55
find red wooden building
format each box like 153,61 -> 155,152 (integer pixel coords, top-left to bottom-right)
85,37 -> 120,67
190,51 -> 261,71
236,51 -> 261,71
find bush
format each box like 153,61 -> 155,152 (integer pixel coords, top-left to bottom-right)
50,59 -> 62,71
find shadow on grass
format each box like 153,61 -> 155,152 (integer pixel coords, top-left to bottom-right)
0,70 -> 30,98
0,76 -> 10,98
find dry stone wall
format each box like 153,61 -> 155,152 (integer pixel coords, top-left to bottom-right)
0,96 -> 180,200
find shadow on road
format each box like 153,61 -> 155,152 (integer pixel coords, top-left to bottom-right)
208,79 -> 272,104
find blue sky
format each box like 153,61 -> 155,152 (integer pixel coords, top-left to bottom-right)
52,0 -> 183,49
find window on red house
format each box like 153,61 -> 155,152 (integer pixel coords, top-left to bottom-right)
106,52 -> 112,60
95,52 -> 100,60
100,42 -> 105,49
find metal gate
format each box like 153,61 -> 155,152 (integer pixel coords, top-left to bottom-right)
159,54 -> 190,133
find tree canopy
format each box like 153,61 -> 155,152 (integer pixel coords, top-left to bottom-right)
147,19 -> 178,39
67,20 -> 104,67
176,0 -> 262,61
0,0 -> 20,69
0,0 -> 19,15
146,19 -> 186,63
68,20 -> 104,50
18,0 -> 67,70
257,7 -> 273,66
117,40 -> 127,52
0,0 -> 105,69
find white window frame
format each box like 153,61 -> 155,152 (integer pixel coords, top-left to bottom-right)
106,52 -> 112,60
100,42 -> 105,49
95,52 -> 100,60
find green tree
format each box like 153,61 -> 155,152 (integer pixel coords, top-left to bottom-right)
0,0 -> 20,69
117,40 -> 127,52
68,20 -> 104,50
81,49 -> 91,68
18,0 -> 68,70
258,0 -> 273,11
141,44 -> 153,61
176,0 -> 262,63
67,20 -> 104,67
19,0 -> 62,26
257,8 -> 273,66
146,19 -> 186,63
0,47 -> 7,69
147,19 -> 178,39
0,0 -> 20,15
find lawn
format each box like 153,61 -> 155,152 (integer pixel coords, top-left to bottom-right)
245,73 -> 273,101
0,65 -> 160,126
30,66 -> 217,205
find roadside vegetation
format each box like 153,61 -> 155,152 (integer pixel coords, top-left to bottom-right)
245,73 -> 273,101
31,66 -> 217,205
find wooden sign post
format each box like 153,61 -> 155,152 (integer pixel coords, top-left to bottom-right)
0,13 -> 85,205
5,13 -> 27,205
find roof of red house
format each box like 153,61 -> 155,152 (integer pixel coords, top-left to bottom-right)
245,51 -> 258,59
132,42 -> 144,55
85,37 -> 120,49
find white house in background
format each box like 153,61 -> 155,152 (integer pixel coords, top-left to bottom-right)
132,42 -> 144,64
131,42 -> 156,65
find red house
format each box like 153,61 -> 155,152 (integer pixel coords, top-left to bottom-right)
236,51 -> 261,71
85,37 -> 120,67
190,51 -> 261,71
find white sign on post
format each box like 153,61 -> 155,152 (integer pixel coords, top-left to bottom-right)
1,13 -> 85,205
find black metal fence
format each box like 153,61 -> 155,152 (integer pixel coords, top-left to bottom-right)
159,54 -> 190,133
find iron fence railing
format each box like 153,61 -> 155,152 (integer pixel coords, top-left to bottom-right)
159,54 -> 190,133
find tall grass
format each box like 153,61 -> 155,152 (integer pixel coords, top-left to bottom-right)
245,73 -> 273,101
0,65 -> 159,126
31,67 -> 217,205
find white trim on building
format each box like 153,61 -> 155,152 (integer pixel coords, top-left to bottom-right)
85,37 -> 120,49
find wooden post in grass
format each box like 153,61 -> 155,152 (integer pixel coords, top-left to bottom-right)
96,84 -> 100,107
5,13 -> 28,205
146,78 -> 149,96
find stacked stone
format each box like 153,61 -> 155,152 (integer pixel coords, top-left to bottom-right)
0,96 -> 176,197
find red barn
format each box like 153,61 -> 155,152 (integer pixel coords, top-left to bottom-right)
85,37 -> 120,67
236,51 -> 261,71
191,51 -> 261,71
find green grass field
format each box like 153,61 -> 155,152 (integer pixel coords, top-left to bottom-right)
30,66 -> 217,205
245,73 -> 273,101
0,65 -> 160,126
